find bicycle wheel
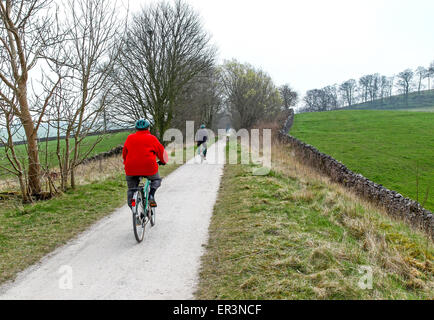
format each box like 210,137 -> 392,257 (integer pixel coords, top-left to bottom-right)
132,189 -> 146,243
143,181 -> 156,227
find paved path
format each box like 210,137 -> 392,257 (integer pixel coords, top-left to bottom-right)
0,139 -> 226,300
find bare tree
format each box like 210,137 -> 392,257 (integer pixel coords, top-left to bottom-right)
358,75 -> 373,103
0,97 -> 29,199
172,69 -> 223,134
279,84 -> 298,110
378,75 -> 387,103
387,75 -> 395,100
358,74 -> 380,103
302,89 -> 324,112
46,0 -> 122,190
415,66 -> 427,93
0,0 -> 63,200
339,79 -> 356,107
369,74 -> 381,102
427,61 -> 434,91
110,0 -> 215,141
396,69 -> 414,104
302,89 -> 323,112
302,84 -> 343,112
323,85 -> 339,109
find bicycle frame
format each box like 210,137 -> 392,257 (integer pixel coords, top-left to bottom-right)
131,178 -> 151,213
140,178 -> 151,210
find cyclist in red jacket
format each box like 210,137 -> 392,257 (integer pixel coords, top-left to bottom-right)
123,119 -> 168,208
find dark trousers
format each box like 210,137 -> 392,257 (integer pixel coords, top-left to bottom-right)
197,141 -> 208,156
126,173 -> 162,208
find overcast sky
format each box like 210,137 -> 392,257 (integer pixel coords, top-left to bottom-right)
121,0 -> 434,97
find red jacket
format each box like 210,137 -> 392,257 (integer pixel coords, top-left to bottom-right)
122,130 -> 168,176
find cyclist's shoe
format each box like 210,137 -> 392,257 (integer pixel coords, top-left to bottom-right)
149,195 -> 157,207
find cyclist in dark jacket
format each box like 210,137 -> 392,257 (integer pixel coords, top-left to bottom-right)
123,119 -> 168,208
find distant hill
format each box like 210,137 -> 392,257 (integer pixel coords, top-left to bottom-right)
343,89 -> 434,112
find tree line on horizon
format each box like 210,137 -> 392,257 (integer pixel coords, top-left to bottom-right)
0,0 -> 294,202
300,61 -> 434,112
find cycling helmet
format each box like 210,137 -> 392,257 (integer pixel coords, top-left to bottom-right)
135,119 -> 150,130
200,124 -> 206,129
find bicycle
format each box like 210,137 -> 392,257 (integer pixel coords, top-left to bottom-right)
130,162 -> 164,243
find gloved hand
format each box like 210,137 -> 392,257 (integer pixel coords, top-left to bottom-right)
157,160 -> 166,166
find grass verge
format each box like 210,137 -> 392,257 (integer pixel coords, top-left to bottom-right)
196,143 -> 433,300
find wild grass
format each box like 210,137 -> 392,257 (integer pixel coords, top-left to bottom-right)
196,142 -> 433,300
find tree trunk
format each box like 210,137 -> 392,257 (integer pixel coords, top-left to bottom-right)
17,85 -> 42,197
17,173 -> 29,203
61,135 -> 70,192
70,167 -> 76,189
70,134 -> 80,189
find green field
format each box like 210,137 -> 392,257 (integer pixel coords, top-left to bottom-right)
290,110 -> 434,211
345,89 -> 434,112
0,131 -> 131,178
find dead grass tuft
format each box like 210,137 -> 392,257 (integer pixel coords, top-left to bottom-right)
74,155 -> 124,185
289,189 -> 316,203
0,155 -> 124,194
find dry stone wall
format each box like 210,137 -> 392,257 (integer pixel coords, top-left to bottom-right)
80,145 -> 124,165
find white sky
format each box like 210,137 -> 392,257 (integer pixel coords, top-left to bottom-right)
121,0 -> 434,97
